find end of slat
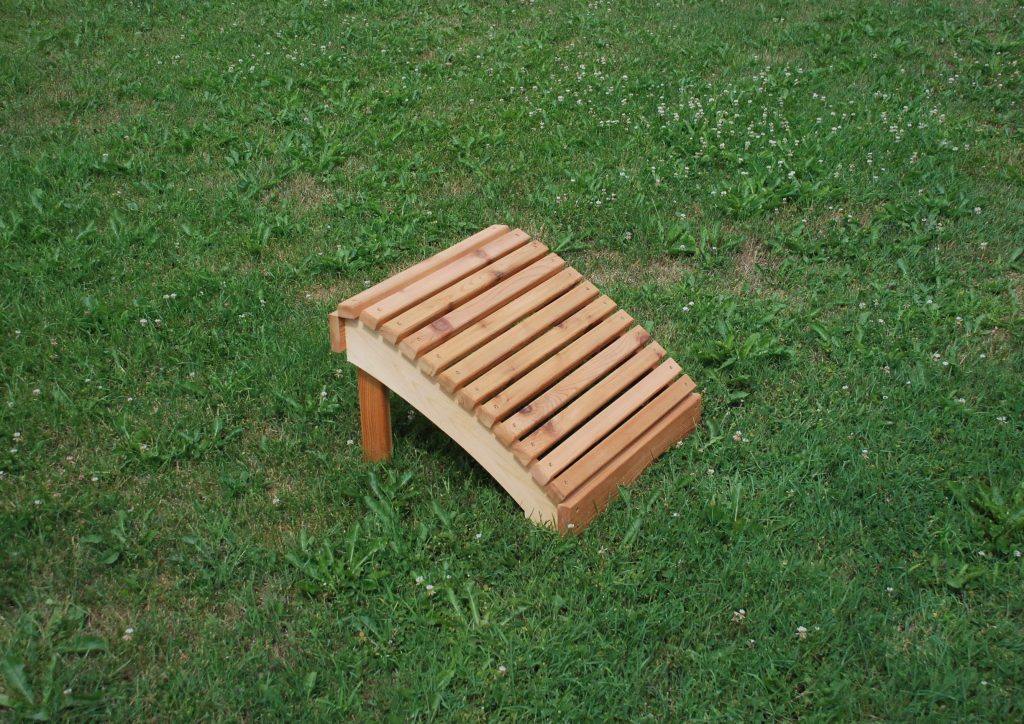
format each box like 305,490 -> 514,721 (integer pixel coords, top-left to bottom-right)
511,443 -> 535,467
398,339 -> 419,361
328,311 -> 346,353
475,404 -> 500,429
417,355 -> 441,376
359,307 -> 387,330
438,372 -> 461,394
336,300 -> 361,319
529,459 -> 554,485
379,326 -> 402,345
455,388 -> 477,412
492,421 -> 518,447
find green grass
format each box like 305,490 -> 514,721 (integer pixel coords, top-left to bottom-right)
1,0 -> 1023,718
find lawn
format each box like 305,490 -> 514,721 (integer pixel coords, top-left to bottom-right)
1,0 -> 1022,718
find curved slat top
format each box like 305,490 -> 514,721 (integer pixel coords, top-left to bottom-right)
333,224 -> 701,533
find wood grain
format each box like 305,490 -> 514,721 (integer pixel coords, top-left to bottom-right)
438,282 -> 600,394
417,268 -> 582,377
359,229 -> 530,329
379,241 -> 548,344
493,326 -> 652,448
509,342 -> 666,464
337,224 -> 510,318
556,392 -> 701,532
398,253 -> 566,360
455,296 -> 617,411
475,309 -> 634,428
328,310 -> 346,353
546,375 -> 697,501
357,368 -> 392,462
346,319 -> 557,525
531,359 -> 682,485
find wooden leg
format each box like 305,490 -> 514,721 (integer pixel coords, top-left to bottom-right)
357,368 -> 392,462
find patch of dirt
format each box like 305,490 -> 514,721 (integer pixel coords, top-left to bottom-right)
301,280 -> 360,305
580,250 -> 693,288
264,172 -> 334,210
1009,271 -> 1023,308
733,237 -> 780,292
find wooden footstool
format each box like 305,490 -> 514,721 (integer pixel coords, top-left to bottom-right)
328,225 -> 701,532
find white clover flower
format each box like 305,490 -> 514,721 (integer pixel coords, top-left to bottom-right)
796,626 -> 808,640
731,609 -> 747,623
497,665 -> 507,674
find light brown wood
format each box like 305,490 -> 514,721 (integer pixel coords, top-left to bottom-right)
530,359 -> 682,485
333,224 -> 702,533
328,310 -> 347,353
337,224 -> 510,318
398,253 -> 566,360
357,368 -> 392,462
359,229 -> 530,329
345,319 -> 557,525
546,375 -> 697,502
511,343 -> 665,464
475,310 -> 634,428
456,296 -> 617,412
438,282 -> 600,394
557,392 -> 701,531
379,241 -> 548,344
417,268 -> 583,377
493,326 -> 652,448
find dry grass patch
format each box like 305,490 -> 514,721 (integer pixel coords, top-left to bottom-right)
578,249 -> 693,288
265,172 -> 334,211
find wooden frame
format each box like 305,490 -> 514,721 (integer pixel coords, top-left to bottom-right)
330,225 -> 701,533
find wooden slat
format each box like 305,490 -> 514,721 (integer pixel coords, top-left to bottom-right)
531,360 -> 682,485
337,224 -> 510,318
359,229 -> 530,329
455,296 -> 616,410
507,344 -> 667,464
475,309 -> 634,428
557,392 -> 701,531
545,374 -> 697,501
418,268 -> 583,377
379,241 -> 549,344
493,326 -> 653,448
398,253 -> 566,360
327,310 -> 346,353
438,283 -> 600,394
